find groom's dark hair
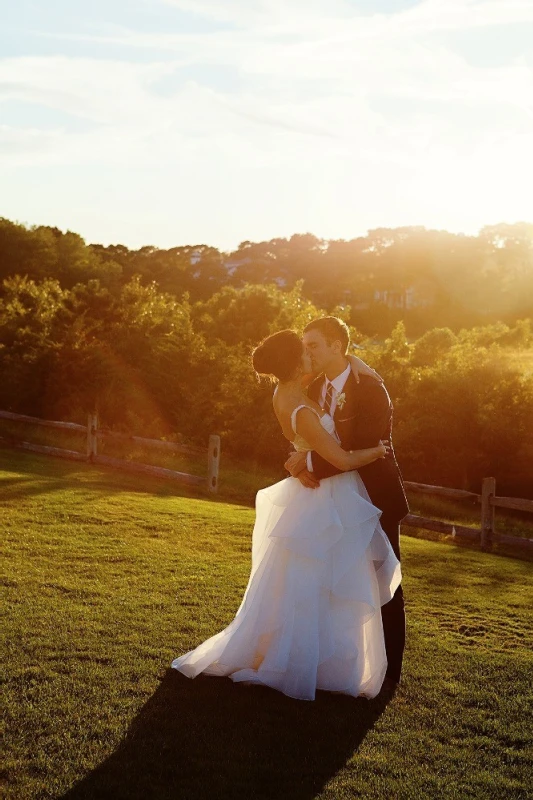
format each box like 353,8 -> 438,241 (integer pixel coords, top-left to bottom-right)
303,317 -> 350,354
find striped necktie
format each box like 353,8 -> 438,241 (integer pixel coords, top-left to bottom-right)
323,382 -> 334,415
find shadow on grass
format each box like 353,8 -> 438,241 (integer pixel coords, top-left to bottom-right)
0,447 -> 262,507
61,670 -> 392,800
0,447 -> 206,501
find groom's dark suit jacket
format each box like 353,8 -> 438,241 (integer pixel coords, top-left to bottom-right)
307,372 -> 409,524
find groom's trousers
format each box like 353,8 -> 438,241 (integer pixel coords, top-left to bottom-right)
379,515 -> 405,684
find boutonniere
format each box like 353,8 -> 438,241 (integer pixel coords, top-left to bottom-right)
337,392 -> 346,410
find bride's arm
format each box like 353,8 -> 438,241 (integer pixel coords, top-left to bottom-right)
294,408 -> 388,471
347,354 -> 383,383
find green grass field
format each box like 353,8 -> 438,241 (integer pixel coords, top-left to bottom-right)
1,448 -> 532,800
2,417 -> 532,545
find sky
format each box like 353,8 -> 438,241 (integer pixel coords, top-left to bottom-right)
1,0 -> 532,252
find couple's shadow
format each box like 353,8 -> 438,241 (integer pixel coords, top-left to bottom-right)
61,670 -> 393,800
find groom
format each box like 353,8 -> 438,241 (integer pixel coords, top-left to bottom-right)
284,316 -> 409,688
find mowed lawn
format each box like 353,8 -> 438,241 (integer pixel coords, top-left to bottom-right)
1,449 -> 532,800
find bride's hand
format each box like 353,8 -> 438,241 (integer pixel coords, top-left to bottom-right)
378,440 -> 391,458
348,354 -> 383,384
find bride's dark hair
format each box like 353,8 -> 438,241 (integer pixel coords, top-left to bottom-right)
252,330 -> 303,382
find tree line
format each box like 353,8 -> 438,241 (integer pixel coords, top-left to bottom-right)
1,217 -> 532,335
0,217 -> 532,498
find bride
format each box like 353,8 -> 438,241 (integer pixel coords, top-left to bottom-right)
171,330 -> 402,701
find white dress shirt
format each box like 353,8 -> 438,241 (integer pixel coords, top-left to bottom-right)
307,362 -> 351,472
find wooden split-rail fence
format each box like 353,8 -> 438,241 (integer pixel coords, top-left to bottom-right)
402,479 -> 532,553
0,409 -> 220,493
1,409 -> 532,553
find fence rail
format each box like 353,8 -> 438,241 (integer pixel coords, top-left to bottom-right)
403,481 -> 479,501
491,495 -> 533,513
1,409 -> 531,550
403,479 -> 532,553
95,428 -> 206,456
0,409 -> 220,493
0,409 -> 87,433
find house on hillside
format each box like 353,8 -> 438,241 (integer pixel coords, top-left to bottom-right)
372,278 -> 438,310
222,257 -> 252,276
190,249 -> 202,266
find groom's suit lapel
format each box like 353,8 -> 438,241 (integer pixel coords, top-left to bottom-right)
307,371 -> 360,428
333,373 -> 361,449
334,371 -> 360,427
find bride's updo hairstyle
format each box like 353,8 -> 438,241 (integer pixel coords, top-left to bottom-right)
252,330 -> 303,382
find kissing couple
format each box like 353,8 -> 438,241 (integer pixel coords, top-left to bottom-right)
172,316 -> 409,701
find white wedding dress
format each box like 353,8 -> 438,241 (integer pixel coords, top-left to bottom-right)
171,406 -> 402,701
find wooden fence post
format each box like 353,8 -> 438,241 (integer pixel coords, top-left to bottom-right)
92,413 -> 98,460
481,477 -> 496,551
207,435 -> 220,494
86,412 -> 98,461
86,413 -> 92,459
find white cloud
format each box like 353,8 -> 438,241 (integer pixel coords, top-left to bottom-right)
160,0 -> 533,31
1,0 -> 532,246
161,0 -> 354,26
0,58 -> 177,126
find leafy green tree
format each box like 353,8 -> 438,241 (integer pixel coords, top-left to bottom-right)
0,219 -> 57,282
411,327 -> 457,367
0,275 -> 66,413
193,281 -> 323,346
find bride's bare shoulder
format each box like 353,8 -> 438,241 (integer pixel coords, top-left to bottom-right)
273,392 -> 299,417
273,395 -> 291,425
273,391 -> 307,441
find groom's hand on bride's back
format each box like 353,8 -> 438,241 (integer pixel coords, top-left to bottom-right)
295,469 -> 320,489
284,451 -> 320,489
284,451 -> 307,476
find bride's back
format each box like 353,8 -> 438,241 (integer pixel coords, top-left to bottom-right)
273,387 -> 325,445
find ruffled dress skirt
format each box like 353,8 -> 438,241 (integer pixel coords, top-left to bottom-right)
171,471 -> 401,701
